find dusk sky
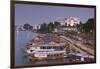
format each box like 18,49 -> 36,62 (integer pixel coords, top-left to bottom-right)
15,4 -> 94,26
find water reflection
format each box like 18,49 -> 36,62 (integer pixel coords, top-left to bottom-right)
26,58 -> 70,65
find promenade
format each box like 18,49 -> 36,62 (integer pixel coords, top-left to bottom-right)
60,36 -> 94,56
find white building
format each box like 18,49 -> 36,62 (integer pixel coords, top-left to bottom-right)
53,17 -> 80,33
32,24 -> 41,30
56,17 -> 80,27
57,18 -> 67,26
67,17 -> 80,26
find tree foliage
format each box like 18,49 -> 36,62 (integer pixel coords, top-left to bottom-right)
82,18 -> 95,32
54,21 -> 60,28
23,23 -> 33,31
38,22 -> 55,33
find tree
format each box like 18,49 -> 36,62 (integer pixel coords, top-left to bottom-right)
39,23 -> 48,33
48,22 -> 54,32
29,25 -> 33,31
23,23 -> 33,31
38,22 -> 55,33
76,21 -> 83,32
83,18 -> 95,32
54,21 -> 60,28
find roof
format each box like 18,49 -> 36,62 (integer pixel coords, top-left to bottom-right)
28,33 -> 66,47
36,42 -> 66,47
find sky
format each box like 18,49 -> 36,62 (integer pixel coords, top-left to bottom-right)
15,4 -> 95,26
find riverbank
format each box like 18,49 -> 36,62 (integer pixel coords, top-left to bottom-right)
24,32 -> 95,63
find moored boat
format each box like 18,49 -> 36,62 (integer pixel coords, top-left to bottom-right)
25,33 -> 67,61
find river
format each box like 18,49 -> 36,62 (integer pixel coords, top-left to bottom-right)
15,31 -> 37,65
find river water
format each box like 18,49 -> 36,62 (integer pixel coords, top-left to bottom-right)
15,31 -> 37,65
15,31 -> 70,66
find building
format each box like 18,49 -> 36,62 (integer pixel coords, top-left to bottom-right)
53,17 -> 80,33
67,17 -> 80,26
56,17 -> 80,26
32,24 -> 41,30
15,25 -> 25,31
31,17 -> 80,32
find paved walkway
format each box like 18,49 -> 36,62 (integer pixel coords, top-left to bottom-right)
60,36 -> 94,56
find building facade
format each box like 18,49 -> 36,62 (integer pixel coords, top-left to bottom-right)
54,17 -> 80,33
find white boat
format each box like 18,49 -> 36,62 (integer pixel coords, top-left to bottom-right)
25,33 -> 67,60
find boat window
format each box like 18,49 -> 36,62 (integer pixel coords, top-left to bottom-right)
48,47 -> 51,49
40,47 -> 43,49
60,47 -> 64,50
42,47 -> 46,49
47,46 -> 51,49
30,50 -> 34,52
53,47 -> 56,49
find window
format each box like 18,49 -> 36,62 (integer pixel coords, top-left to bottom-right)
41,46 -> 46,49
30,50 -> 34,52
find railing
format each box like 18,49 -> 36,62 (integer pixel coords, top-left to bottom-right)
29,50 -> 66,55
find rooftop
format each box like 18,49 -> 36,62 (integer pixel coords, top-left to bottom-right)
28,33 -> 66,47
